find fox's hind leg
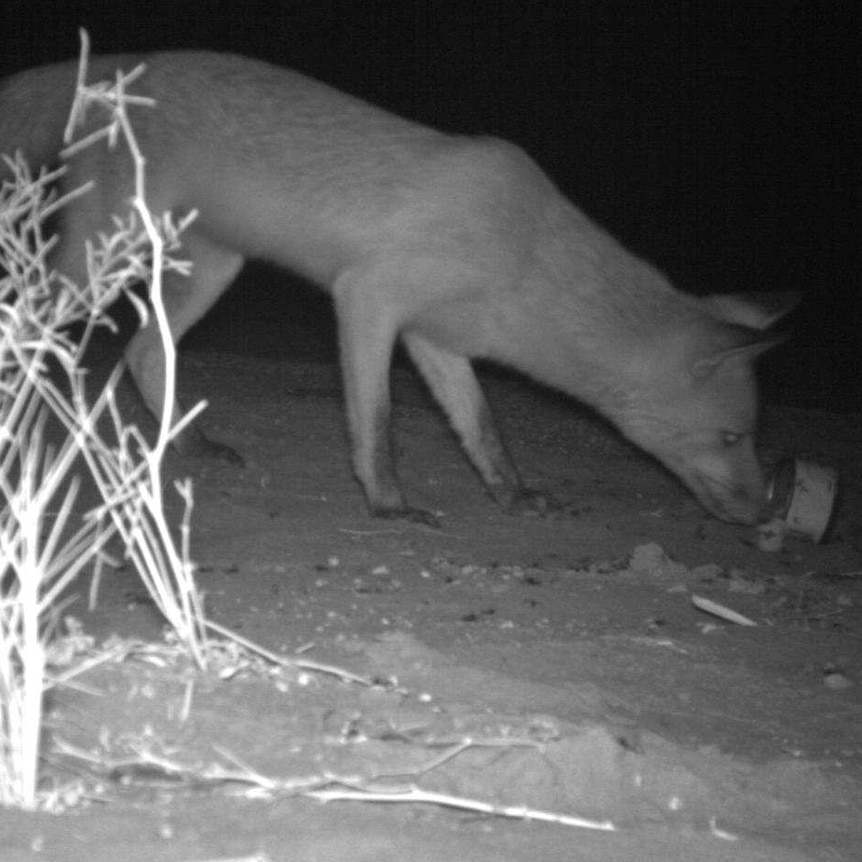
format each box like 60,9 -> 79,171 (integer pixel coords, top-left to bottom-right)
124,230 -> 244,462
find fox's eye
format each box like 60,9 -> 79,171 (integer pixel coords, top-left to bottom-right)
722,432 -> 743,447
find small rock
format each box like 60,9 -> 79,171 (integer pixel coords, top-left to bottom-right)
823,672 -> 853,690
756,518 -> 787,552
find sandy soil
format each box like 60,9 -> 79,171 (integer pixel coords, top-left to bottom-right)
2,351 -> 861,861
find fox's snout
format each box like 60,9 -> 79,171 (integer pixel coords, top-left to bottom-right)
657,441 -> 770,526
684,467 -> 769,525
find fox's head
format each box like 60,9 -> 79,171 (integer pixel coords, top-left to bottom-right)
613,291 -> 801,525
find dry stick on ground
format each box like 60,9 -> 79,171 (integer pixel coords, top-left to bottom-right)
53,735 -> 617,832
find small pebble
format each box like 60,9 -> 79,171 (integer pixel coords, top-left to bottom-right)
823,672 -> 853,690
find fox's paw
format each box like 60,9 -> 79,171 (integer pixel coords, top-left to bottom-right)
371,505 -> 442,529
174,425 -> 245,466
502,488 -> 560,518
206,439 -> 245,466
190,437 -> 245,466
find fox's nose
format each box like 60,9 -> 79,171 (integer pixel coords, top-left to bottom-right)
700,487 -> 765,526
713,477 -> 769,525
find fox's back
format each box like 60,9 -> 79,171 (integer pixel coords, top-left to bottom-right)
1,52 -> 535,284
1,52 -> 442,184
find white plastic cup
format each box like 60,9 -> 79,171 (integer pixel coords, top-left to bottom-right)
766,458 -> 837,543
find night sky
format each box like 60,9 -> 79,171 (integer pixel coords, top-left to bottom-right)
3,0 -> 858,409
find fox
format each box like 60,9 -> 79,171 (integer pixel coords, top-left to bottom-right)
0,51 -> 799,526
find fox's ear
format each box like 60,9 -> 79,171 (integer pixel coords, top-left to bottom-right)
691,325 -> 791,379
702,290 -> 802,331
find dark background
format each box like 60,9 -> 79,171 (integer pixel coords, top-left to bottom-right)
3,0 -> 858,410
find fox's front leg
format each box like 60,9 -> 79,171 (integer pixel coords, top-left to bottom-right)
334,276 -> 438,525
402,333 -> 552,515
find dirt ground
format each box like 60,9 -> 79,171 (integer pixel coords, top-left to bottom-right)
2,350 -> 861,862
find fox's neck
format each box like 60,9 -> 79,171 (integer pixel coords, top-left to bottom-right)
485,215 -> 692,416
486,291 -> 638,416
